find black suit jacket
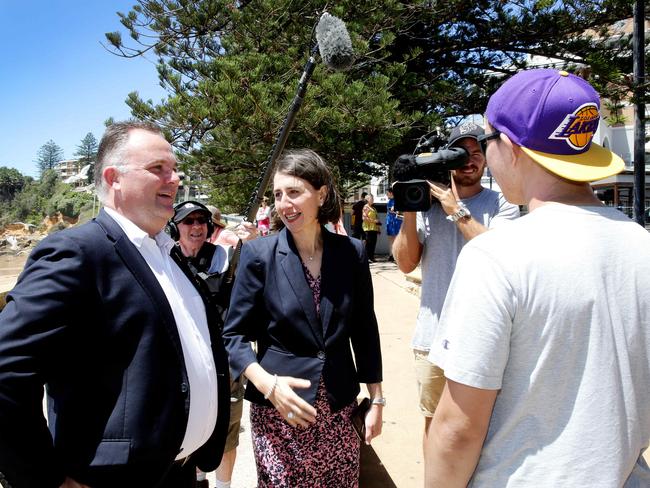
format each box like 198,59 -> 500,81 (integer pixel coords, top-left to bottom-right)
223,227 -> 382,411
0,210 -> 230,488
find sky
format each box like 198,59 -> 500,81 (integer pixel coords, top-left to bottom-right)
0,1 -> 167,177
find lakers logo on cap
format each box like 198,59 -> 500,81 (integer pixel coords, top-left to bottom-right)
549,103 -> 600,151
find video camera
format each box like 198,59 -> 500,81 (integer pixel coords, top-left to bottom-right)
391,132 -> 469,212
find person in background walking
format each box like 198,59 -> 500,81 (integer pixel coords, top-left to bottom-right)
362,194 -> 380,262
223,149 -> 384,488
385,188 -> 402,262
206,205 -> 243,248
255,196 -> 272,236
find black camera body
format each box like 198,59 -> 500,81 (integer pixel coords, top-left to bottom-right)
392,148 -> 469,212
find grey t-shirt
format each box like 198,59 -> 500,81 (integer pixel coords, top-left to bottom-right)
412,187 -> 519,351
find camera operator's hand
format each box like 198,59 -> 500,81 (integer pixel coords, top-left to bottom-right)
427,181 -> 460,217
428,180 -> 492,242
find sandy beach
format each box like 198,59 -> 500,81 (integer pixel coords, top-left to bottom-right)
0,254 -> 28,277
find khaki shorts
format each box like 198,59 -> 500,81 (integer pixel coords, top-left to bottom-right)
224,377 -> 245,452
414,350 -> 446,417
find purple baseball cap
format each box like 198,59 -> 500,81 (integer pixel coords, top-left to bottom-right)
486,69 -> 623,182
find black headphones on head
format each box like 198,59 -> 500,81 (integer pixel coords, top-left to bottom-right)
167,200 -> 215,241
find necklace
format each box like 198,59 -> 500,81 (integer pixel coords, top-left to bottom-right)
299,237 -> 321,263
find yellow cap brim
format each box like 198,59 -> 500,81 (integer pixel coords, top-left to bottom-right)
521,143 -> 624,182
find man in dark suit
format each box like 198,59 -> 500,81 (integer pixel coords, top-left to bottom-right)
0,121 -> 230,488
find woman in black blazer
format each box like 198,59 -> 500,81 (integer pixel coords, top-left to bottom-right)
223,149 -> 384,487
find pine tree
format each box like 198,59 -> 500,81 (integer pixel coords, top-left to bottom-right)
104,0 -> 635,211
74,132 -> 99,183
36,140 -> 64,177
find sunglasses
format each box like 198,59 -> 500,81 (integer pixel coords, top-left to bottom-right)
477,130 -> 501,154
180,216 -> 208,225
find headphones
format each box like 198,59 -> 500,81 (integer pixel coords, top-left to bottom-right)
167,200 -> 215,241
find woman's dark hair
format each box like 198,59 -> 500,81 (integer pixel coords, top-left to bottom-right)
274,149 -> 342,225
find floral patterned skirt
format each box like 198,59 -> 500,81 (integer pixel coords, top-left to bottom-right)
250,378 -> 360,487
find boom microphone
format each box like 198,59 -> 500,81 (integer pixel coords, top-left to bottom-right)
393,154 -> 420,182
227,12 -> 355,285
315,13 -> 354,70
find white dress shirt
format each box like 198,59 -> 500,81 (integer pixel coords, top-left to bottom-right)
104,207 -> 218,459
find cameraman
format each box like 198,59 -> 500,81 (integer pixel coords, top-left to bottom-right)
392,123 -> 519,456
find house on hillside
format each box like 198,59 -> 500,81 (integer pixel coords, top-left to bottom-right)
53,159 -> 83,180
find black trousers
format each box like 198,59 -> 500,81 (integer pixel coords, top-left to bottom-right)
365,231 -> 378,260
156,459 -> 197,488
351,226 -> 366,240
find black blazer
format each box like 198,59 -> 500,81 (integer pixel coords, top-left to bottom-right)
223,227 -> 382,411
0,210 -> 230,488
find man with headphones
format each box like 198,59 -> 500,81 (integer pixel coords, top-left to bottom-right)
169,200 -> 258,488
169,201 -> 218,269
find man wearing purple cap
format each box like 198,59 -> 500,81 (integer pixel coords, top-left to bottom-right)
393,122 -> 519,458
425,69 -> 650,487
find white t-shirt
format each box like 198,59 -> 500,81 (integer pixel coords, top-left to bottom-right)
412,187 -> 519,351
430,203 -> 650,487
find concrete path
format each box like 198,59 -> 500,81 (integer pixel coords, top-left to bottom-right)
206,401 -> 257,487
363,261 -> 424,487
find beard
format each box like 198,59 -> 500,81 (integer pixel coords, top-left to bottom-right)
453,167 -> 483,188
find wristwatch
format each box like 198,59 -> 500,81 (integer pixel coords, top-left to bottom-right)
371,397 -> 387,406
446,202 -> 471,223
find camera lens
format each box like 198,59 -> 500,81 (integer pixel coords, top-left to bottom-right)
405,185 -> 425,205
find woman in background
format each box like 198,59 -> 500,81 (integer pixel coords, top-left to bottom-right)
255,196 -> 272,236
362,194 -> 380,262
223,149 -> 384,487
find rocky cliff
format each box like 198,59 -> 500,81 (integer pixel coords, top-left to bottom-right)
0,212 -> 79,256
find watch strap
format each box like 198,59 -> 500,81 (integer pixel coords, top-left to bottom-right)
446,202 -> 471,222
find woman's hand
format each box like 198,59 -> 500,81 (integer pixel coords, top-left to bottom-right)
363,404 -> 383,445
268,375 -> 318,428
246,363 -> 317,428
